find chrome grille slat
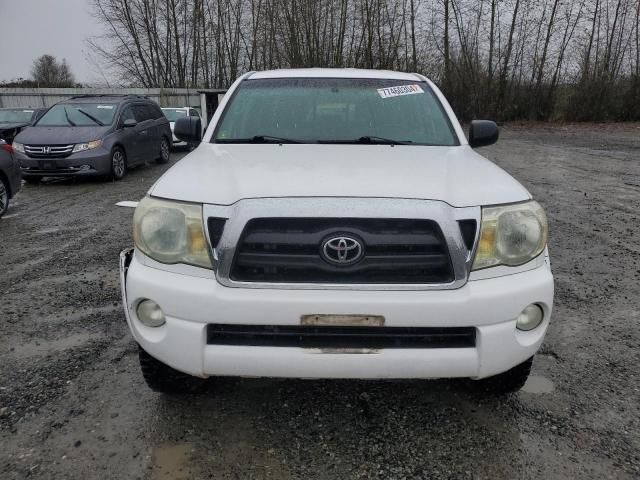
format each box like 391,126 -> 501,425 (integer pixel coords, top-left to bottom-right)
24,144 -> 74,158
230,218 -> 454,284
203,198 -> 480,291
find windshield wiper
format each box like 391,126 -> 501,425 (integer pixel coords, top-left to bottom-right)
357,136 -> 412,145
216,135 -> 301,144
77,108 -> 104,126
318,136 -> 412,145
63,107 -> 76,126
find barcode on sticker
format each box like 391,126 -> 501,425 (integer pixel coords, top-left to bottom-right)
377,84 -> 424,99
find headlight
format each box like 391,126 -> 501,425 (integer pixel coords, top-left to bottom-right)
133,196 -> 212,268
472,200 -> 548,270
12,141 -> 24,153
72,139 -> 102,153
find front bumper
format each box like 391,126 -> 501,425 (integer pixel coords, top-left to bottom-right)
16,148 -> 112,176
120,249 -> 554,380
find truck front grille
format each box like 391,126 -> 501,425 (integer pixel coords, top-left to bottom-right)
207,324 -> 476,349
24,144 -> 74,158
229,218 -> 454,284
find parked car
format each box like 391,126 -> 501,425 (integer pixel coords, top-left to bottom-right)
161,107 -> 204,148
121,69 -> 553,395
0,139 -> 21,218
0,107 -> 47,144
12,95 -> 172,182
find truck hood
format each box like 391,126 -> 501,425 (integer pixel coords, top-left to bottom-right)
14,126 -> 112,144
150,144 -> 530,208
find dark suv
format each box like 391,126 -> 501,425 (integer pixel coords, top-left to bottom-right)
0,139 -> 21,218
13,95 -> 172,182
0,107 -> 47,144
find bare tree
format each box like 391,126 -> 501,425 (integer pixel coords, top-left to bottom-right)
87,0 -> 640,121
31,55 -> 76,87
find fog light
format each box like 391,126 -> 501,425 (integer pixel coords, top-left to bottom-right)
136,299 -> 166,327
516,304 -> 544,331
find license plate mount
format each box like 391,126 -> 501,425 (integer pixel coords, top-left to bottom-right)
300,314 -> 385,327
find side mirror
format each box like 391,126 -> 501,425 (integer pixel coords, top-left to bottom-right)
123,118 -> 137,128
174,116 -> 202,143
468,120 -> 499,148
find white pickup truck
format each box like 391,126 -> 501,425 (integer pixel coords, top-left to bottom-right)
120,68 -> 553,395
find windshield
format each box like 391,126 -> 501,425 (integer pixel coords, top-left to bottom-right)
0,109 -> 35,123
214,78 -> 458,145
36,103 -> 117,126
162,108 -> 187,122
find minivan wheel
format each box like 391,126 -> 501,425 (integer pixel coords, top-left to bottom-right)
156,137 -> 170,164
138,345 -> 207,394
0,176 -> 9,218
476,356 -> 534,395
111,147 -> 127,180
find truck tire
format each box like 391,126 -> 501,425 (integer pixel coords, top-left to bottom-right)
477,356 -> 533,395
138,345 -> 207,394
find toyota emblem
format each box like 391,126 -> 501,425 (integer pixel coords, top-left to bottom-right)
321,236 -> 364,265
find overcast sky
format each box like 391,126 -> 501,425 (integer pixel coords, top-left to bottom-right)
0,0 -> 105,84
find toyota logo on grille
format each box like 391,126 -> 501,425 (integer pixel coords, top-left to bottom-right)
321,236 -> 364,265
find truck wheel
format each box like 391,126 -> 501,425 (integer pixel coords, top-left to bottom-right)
477,356 -> 533,395
111,147 -> 127,180
0,176 -> 9,218
156,137 -> 170,164
138,345 -> 207,394
24,176 -> 42,184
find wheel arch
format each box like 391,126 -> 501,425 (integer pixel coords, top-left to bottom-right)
111,142 -> 126,157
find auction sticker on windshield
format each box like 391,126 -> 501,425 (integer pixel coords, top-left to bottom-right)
377,84 -> 424,99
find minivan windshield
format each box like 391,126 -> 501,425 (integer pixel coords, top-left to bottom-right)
162,108 -> 187,122
0,109 -> 35,123
36,103 -> 117,126
214,78 -> 458,145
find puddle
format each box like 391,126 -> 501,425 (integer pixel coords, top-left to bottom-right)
151,444 -> 193,480
521,375 -> 555,394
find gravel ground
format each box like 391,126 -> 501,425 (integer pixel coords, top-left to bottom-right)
1,124 -> 639,479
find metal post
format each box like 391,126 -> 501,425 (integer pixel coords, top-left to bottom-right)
200,93 -> 207,123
